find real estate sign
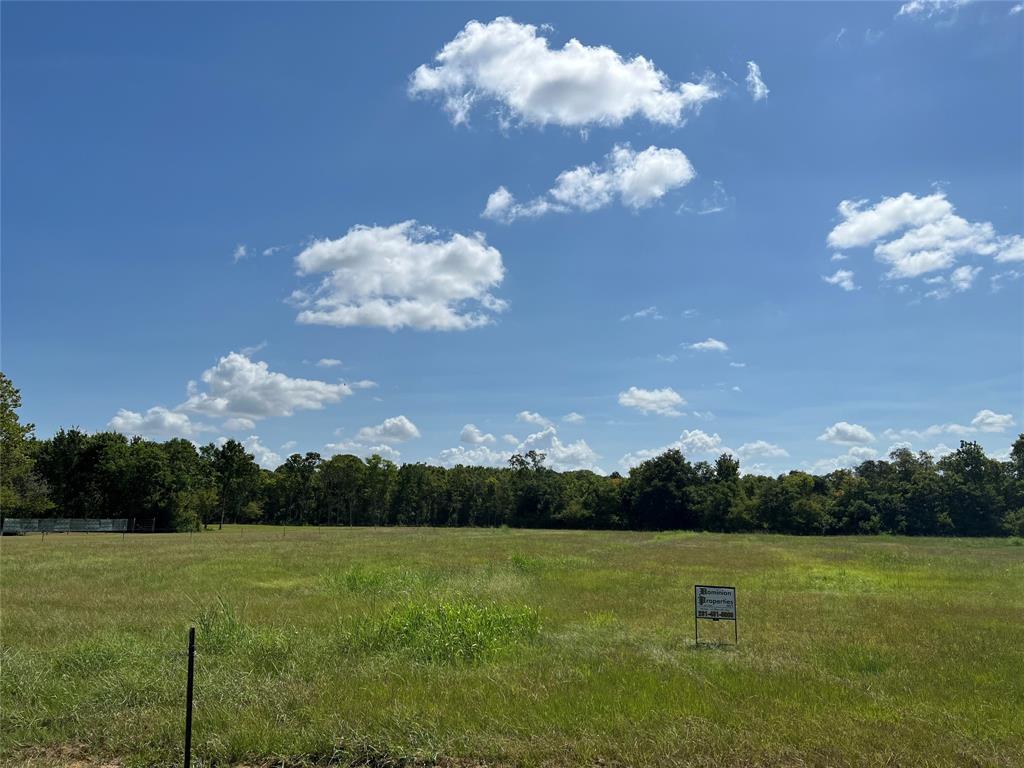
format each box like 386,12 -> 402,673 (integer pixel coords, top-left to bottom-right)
694,584 -> 738,644
694,585 -> 736,620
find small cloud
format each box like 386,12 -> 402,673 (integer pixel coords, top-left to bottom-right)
896,0 -> 969,20
745,61 -> 769,101
618,386 -> 686,417
620,306 -> 663,321
316,358 -> 343,368
562,412 -> 585,424
823,269 -> 858,291
818,421 -> 876,445
356,415 -> 421,444
864,28 -> 885,45
232,244 -> 248,262
223,417 -> 256,431
656,354 -> 678,363
991,269 -> 1023,293
517,410 -> 553,428
687,337 -> 729,352
971,409 -> 1015,433
729,362 -> 746,368
243,435 -> 283,469
679,180 -> 733,216
460,423 -> 496,445
239,341 -> 267,356
738,440 -> 789,459
950,265 -> 981,292
486,144 -> 696,224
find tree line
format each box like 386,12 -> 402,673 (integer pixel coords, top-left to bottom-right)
3,374 -> 1022,536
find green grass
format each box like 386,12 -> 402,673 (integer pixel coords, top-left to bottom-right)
2,527 -> 1022,767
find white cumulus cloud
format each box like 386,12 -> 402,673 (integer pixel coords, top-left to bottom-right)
884,409 -> 1016,442
410,17 -> 720,128
460,423 -> 496,445
619,428 -> 733,471
437,424 -> 602,472
971,409 -> 1016,432
110,352 -> 366,442
292,221 -> 506,331
355,415 -> 421,444
562,412 -> 585,424
243,435 -> 283,470
809,445 -> 879,474
108,407 -> 212,440
484,144 -> 696,223
737,440 -> 789,459
818,421 -> 876,445
180,352 -> 353,421
325,440 -> 402,462
618,386 -> 685,417
826,191 -> 1022,284
517,410 -> 553,428
435,444 -> 509,468
516,426 -> 603,472
678,429 -> 726,455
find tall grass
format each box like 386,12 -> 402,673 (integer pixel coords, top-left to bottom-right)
344,600 -> 540,663
1,527 -> 1022,767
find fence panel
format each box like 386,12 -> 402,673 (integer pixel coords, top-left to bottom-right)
1,518 -> 152,534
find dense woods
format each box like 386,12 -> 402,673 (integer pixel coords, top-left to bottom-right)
3,374 -> 1022,536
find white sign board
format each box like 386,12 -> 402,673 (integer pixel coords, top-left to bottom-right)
694,585 -> 736,621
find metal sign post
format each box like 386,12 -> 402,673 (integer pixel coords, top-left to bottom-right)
184,626 -> 195,768
694,585 -> 738,645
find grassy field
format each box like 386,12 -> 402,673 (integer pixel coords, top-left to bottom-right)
2,526 -> 1022,767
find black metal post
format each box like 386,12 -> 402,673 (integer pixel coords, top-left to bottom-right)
734,593 -> 739,644
184,626 -> 195,768
693,585 -> 698,646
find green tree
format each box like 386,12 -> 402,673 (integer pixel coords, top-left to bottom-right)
210,439 -> 262,529
625,449 -> 699,530
939,441 -> 1007,536
0,372 -> 51,514
266,452 -> 323,524
319,454 -> 367,525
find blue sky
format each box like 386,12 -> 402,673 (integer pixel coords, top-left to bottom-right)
3,1 -> 1022,474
